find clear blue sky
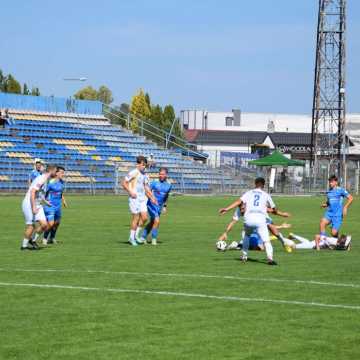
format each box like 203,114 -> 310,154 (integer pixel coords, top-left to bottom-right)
2,0 -> 359,114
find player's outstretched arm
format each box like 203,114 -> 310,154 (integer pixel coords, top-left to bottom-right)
267,207 -> 290,218
343,194 -> 353,217
30,188 -> 38,214
219,199 -> 242,215
62,195 -> 68,208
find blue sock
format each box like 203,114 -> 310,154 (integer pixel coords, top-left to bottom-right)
151,228 -> 159,239
142,227 -> 149,239
50,228 -> 57,240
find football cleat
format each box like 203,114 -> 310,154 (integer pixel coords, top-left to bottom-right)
136,237 -> 146,245
227,241 -> 239,250
240,255 -> 248,263
267,259 -> 278,266
345,235 -> 352,251
151,238 -> 157,246
128,238 -> 138,247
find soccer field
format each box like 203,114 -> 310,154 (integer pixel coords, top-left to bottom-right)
0,195 -> 359,360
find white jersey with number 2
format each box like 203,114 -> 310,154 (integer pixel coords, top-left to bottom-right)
241,189 -> 275,222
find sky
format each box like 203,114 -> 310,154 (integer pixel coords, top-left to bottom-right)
2,0 -> 360,114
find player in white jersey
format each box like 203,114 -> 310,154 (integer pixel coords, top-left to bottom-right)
122,156 -> 157,246
219,177 -> 280,265
283,233 -> 352,251
21,164 -> 57,250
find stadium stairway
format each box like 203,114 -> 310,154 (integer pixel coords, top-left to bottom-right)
0,109 -> 235,193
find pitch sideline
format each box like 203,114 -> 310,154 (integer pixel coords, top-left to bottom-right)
0,281 -> 358,310
0,267 -> 359,289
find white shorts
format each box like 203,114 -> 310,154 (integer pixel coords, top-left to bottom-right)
244,214 -> 270,243
22,199 -> 46,225
129,198 -> 147,215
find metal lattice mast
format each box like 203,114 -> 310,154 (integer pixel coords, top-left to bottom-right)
310,0 -> 346,178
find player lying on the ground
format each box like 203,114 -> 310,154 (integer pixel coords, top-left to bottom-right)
21,164 -> 57,250
139,167 -> 172,245
283,233 -> 352,251
122,156 -> 158,246
219,177 -> 286,265
43,166 -> 68,245
224,222 -> 292,252
218,205 -> 290,247
319,175 -> 353,249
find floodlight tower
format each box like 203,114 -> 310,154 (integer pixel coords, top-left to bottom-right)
310,0 -> 346,179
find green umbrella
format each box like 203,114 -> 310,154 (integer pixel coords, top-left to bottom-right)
249,150 -> 305,167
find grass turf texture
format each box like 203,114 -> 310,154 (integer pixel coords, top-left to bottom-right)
0,195 -> 359,360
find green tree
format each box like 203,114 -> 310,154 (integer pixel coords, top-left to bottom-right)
150,104 -> 163,127
120,103 -> 130,114
97,85 -> 113,104
129,89 -> 151,132
23,83 -> 30,95
74,86 -> 98,101
31,87 -> 40,96
5,74 -> 22,94
0,70 -> 5,92
162,104 -> 176,129
145,92 -> 151,109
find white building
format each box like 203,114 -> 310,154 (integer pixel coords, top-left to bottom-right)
181,109 -> 360,167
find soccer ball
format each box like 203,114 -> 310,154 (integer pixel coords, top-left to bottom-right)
216,240 -> 227,251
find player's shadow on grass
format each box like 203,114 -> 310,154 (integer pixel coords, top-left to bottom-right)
240,257 -> 269,264
118,241 -> 164,245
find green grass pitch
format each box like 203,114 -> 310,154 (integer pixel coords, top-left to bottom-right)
0,195 -> 359,360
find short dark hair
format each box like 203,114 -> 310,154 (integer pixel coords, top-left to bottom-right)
329,175 -> 338,182
57,166 -> 65,172
46,164 -> 57,172
255,177 -> 265,187
159,167 -> 168,174
136,155 -> 147,165
35,161 -> 43,165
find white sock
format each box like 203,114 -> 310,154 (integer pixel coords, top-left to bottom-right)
242,235 -> 250,257
292,234 -> 309,243
276,232 -> 285,246
32,232 -> 40,242
264,241 -> 273,261
22,238 -> 29,248
135,227 -> 142,238
130,230 -> 136,241
283,238 -> 295,247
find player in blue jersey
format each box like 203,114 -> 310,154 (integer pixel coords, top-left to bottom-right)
319,175 -> 353,248
28,159 -> 44,186
43,166 -> 67,244
139,167 -> 172,245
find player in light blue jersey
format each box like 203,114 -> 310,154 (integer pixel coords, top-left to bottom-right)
139,167 -> 172,245
319,175 -> 353,247
43,166 -> 67,244
28,160 -> 44,186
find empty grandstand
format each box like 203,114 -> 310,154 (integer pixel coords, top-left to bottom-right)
0,93 -> 236,194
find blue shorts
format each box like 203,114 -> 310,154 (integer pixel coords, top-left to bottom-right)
147,203 -> 161,219
44,206 -> 62,222
324,212 -> 342,231
249,233 -> 263,249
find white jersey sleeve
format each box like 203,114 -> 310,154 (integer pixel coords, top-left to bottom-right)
266,193 -> 276,209
125,169 -> 138,182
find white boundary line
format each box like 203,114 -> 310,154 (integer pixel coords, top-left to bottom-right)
0,268 -> 359,289
0,281 -> 358,310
